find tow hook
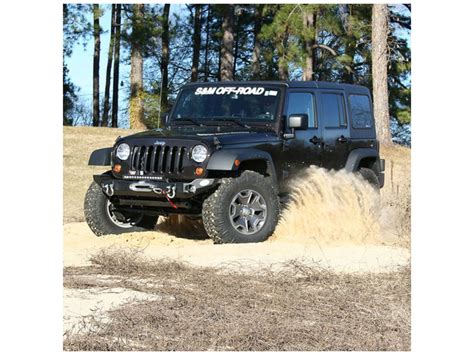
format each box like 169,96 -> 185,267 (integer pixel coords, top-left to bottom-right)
152,185 -> 178,209
152,185 -> 176,199
129,182 -> 178,209
102,182 -> 114,197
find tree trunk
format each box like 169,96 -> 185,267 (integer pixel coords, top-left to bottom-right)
232,10 -> 240,78
111,4 -> 121,128
302,11 -> 315,81
191,4 -> 201,82
92,4 -> 100,127
251,5 -> 263,80
160,4 -> 170,126
278,28 -> 289,80
101,4 -> 115,127
129,4 -> 146,130
278,63 -> 288,80
372,4 -> 392,145
203,5 -> 210,82
220,5 -> 234,81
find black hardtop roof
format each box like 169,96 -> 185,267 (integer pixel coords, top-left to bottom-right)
183,80 -> 369,93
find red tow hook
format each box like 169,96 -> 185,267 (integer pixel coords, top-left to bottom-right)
164,193 -> 178,209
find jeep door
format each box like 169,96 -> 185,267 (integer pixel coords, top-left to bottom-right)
317,90 -> 351,170
282,89 -> 323,178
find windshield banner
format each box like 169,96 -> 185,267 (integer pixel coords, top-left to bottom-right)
194,86 -> 278,97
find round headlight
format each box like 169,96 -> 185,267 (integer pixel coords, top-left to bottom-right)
116,143 -> 130,160
191,144 -> 208,163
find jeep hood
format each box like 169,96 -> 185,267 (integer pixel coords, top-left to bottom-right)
122,126 -> 279,146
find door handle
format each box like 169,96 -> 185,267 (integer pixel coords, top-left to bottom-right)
310,136 -> 321,145
337,135 -> 348,143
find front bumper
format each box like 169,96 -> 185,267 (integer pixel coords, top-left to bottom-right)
93,173 -> 218,199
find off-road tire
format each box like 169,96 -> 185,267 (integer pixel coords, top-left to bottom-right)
84,182 -> 158,236
202,171 -> 280,244
358,167 -> 380,190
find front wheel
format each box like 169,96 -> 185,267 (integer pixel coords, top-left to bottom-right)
202,171 -> 280,244
84,182 -> 158,236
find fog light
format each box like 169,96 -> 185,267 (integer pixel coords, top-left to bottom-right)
195,167 -> 204,176
199,179 -> 211,187
113,164 -> 121,173
234,159 -> 240,167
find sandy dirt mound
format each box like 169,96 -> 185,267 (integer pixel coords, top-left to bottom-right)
63,221 -> 409,273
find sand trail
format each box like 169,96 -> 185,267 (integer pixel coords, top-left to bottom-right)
64,168 -> 409,273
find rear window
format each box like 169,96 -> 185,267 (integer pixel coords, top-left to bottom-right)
349,95 -> 373,129
320,93 -> 346,128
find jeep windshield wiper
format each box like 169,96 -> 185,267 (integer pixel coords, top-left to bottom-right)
211,117 -> 251,129
172,117 -> 204,127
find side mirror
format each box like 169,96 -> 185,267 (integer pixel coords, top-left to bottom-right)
288,114 -> 308,130
284,114 -> 308,139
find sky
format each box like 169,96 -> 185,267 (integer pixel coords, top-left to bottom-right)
65,4 -> 411,128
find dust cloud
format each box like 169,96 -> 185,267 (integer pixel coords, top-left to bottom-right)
271,166 -> 383,246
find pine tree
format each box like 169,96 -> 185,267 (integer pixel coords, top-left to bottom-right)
129,4 -> 146,130
191,4 -> 201,82
92,4 -> 101,127
251,5 -> 263,79
111,4 -> 121,128
372,4 -> 392,145
63,3 -> 410,143
220,5 -> 235,81
387,5 -> 411,126
302,7 -> 315,81
203,5 -> 211,81
101,4 -> 115,127
160,3 -> 171,121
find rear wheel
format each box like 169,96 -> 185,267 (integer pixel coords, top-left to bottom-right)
358,167 -> 380,190
202,171 -> 279,244
84,182 -> 158,236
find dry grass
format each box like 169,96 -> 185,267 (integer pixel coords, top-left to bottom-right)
380,144 -> 411,247
64,249 -> 410,351
63,126 -> 140,223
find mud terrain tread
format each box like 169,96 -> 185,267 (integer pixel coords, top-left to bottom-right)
202,171 -> 280,244
84,182 -> 157,236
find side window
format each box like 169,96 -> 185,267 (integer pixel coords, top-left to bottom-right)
349,95 -> 373,129
287,92 -> 315,127
320,93 -> 347,128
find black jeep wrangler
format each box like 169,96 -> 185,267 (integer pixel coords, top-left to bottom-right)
85,81 -> 385,243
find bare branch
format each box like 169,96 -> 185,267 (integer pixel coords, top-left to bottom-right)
311,44 -> 337,56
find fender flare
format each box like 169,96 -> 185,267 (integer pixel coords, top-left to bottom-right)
344,148 -> 379,172
88,147 -> 113,166
207,148 -> 277,180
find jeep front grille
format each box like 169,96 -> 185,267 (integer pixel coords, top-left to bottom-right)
130,145 -> 188,174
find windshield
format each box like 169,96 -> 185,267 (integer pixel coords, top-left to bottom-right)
171,85 -> 282,124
